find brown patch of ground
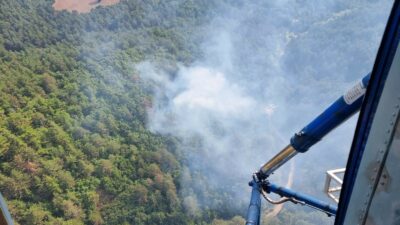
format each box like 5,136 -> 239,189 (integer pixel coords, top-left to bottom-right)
53,0 -> 120,13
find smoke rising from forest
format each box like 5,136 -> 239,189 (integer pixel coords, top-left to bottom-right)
138,0 -> 392,214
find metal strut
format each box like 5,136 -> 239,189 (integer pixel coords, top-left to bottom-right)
257,73 -> 370,180
262,181 -> 338,217
245,179 -> 261,225
260,187 -> 302,205
246,73 -> 371,224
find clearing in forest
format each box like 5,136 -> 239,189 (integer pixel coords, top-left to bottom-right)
53,0 -> 120,13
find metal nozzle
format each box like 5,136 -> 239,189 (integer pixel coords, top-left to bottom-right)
257,144 -> 297,179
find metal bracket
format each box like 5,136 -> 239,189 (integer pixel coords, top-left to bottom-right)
324,168 -> 345,203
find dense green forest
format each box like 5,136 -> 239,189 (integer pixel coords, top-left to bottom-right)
0,0 -> 226,224
0,1 -> 332,225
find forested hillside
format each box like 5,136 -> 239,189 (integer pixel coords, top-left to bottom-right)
0,0 -> 389,225
0,0 -> 241,224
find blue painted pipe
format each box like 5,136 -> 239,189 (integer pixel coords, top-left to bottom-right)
249,74 -> 370,223
291,74 -> 370,153
245,180 -> 261,225
265,182 -> 337,216
258,73 -> 371,179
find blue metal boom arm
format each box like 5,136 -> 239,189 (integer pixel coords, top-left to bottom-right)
264,182 -> 338,216
246,73 -> 370,225
245,180 -> 261,225
291,74 -> 371,153
257,73 -> 370,179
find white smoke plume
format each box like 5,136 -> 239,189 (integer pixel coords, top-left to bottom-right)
137,0 -> 393,219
